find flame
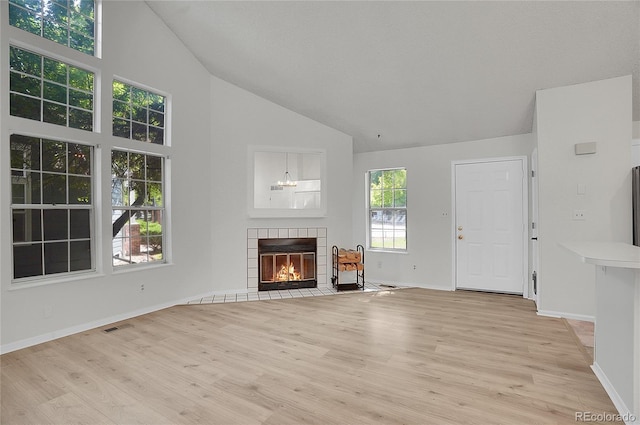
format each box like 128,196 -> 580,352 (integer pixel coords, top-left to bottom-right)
276,262 -> 302,281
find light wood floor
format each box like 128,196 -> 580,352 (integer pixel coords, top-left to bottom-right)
1,288 -> 618,424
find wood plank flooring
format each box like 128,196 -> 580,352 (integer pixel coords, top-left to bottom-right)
1,288 -> 619,424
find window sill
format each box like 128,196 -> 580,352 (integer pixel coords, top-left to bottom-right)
366,249 -> 409,254
9,271 -> 105,291
112,261 -> 173,275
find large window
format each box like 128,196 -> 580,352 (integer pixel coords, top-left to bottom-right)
368,168 -> 407,251
10,134 -> 93,279
112,80 -> 166,144
8,0 -> 96,55
9,46 -> 94,130
111,150 -> 165,267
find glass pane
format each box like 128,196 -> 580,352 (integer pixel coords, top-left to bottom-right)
14,243 -> 43,278
148,111 -> 164,128
148,127 -> 164,145
25,171 -> 42,204
43,81 -> 66,103
10,135 -> 40,170
76,0 -> 94,17
44,241 -> 68,274
370,210 -> 383,248
44,3 -> 68,25
68,108 -> 92,131
9,4 -> 42,36
10,93 -> 41,121
129,180 -> 145,205
70,209 -> 90,239
129,154 -> 145,179
43,209 -> 68,240
43,57 -> 67,84
68,67 -> 93,91
394,189 -> 407,207
42,140 -> 66,172
70,240 -> 91,271
42,173 -> 66,204
148,93 -> 165,112
112,237 -> 130,266
394,229 -> 407,250
131,87 -> 148,107
131,105 -> 147,123
68,144 -> 91,175
131,122 -> 147,142
146,155 -> 162,181
113,100 -> 130,119
10,73 -> 41,96
370,189 -> 382,208
69,11 -> 93,37
140,211 -> 162,259
111,151 -> 129,178
111,209 -> 130,238
69,89 -> 92,109
12,183 -> 26,204
393,169 -> 406,188
382,189 -> 393,207
43,101 -> 67,126
111,179 -> 129,206
112,81 -> 130,102
43,19 -> 67,45
10,47 -> 41,76
370,170 -> 382,189
145,182 -> 162,207
381,170 -> 393,189
112,118 -> 130,138
68,175 -> 91,204
13,209 -> 42,242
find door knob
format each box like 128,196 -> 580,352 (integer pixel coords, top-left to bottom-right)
457,226 -> 463,231
458,235 -> 463,240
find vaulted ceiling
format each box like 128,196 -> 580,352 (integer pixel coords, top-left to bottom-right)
146,1 -> 640,153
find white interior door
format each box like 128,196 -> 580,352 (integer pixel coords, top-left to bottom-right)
454,158 -> 526,294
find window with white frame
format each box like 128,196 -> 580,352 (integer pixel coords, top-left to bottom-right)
112,80 -> 166,144
8,0 -> 96,55
368,168 -> 407,251
111,150 -> 165,267
9,45 -> 94,130
10,134 -> 93,279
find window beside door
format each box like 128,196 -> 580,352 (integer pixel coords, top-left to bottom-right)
367,168 -> 407,251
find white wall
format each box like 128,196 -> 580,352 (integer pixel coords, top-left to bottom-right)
536,76 -> 632,319
210,76 -> 353,292
0,2 -> 213,352
352,134 -> 534,289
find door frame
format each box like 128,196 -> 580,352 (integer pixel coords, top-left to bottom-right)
450,156 -> 529,297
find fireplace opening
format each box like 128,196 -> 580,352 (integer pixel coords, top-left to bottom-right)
258,238 -> 317,291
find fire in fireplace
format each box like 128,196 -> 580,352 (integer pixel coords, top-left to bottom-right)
258,238 -> 317,290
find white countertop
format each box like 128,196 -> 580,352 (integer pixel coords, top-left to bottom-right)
560,241 -> 640,269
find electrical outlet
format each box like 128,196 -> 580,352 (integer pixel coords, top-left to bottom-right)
140,284 -> 145,291
572,210 -> 586,220
377,261 -> 382,269
413,265 -> 416,270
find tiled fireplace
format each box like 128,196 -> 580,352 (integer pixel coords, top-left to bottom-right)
247,228 -> 327,291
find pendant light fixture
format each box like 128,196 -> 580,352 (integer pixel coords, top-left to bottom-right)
277,152 -> 297,187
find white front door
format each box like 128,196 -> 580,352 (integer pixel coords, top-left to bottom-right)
454,158 -> 526,294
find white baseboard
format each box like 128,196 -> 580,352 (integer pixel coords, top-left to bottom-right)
0,293 -> 204,355
537,309 -> 595,322
591,362 -> 639,425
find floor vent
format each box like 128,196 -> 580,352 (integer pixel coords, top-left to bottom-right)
103,326 -> 119,333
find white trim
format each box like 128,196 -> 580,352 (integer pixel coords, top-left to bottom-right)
450,156 -> 529,297
592,362 -> 639,425
0,295 -> 195,355
364,279 -> 450,291
537,309 -> 595,322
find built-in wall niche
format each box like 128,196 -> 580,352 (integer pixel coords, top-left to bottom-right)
248,146 -> 327,217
